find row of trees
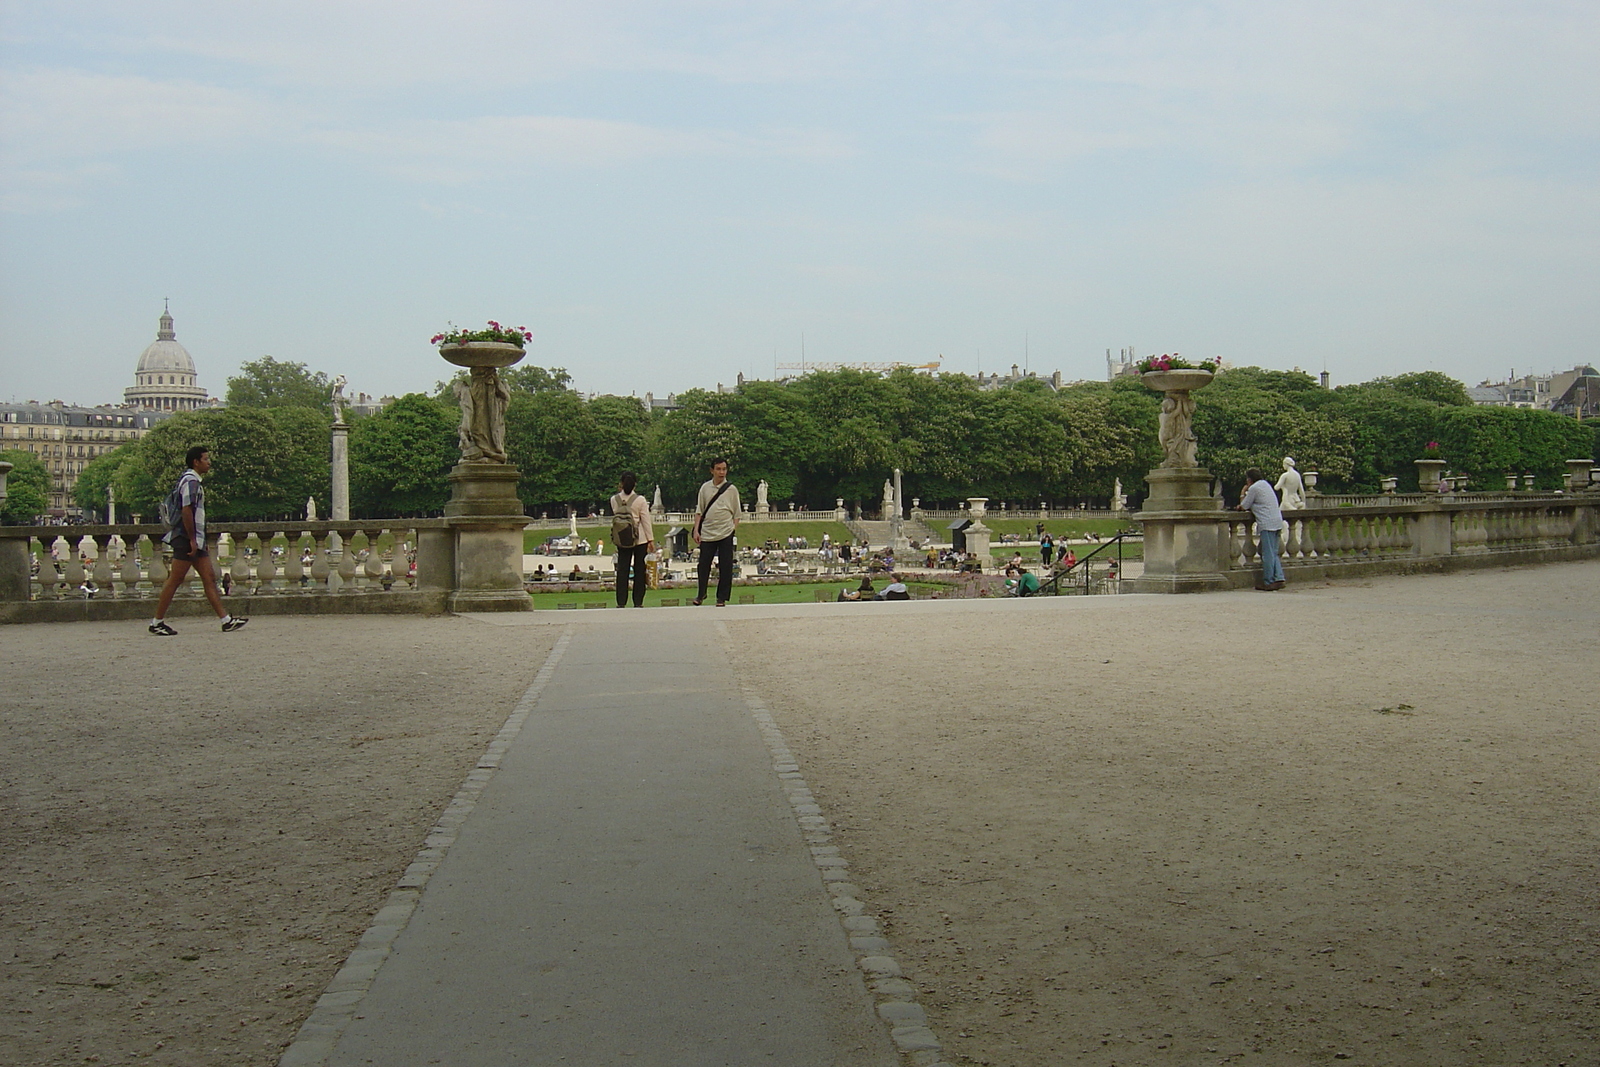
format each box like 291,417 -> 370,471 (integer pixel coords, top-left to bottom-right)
64,358 -> 1599,522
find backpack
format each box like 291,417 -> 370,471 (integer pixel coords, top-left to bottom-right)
158,472 -> 194,530
611,493 -> 638,549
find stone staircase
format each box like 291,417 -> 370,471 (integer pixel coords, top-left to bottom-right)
844,517 -> 940,549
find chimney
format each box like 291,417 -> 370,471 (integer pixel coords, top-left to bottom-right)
1320,371 -> 1330,389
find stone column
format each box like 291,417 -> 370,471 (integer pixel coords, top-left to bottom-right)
107,483 -> 116,525
331,419 -> 350,521
890,468 -> 910,552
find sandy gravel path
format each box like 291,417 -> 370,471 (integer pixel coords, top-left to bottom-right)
724,562 -> 1599,1066
1,616 -> 554,1066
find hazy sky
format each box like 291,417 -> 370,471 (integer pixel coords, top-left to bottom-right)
2,1 -> 1596,407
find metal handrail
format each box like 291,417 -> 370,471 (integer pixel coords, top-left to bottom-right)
1038,532 -> 1132,596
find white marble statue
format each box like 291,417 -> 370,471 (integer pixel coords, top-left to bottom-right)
882,478 -> 895,520
757,480 -> 769,507
306,496 -> 317,521
1276,456 -> 1306,510
330,375 -> 348,422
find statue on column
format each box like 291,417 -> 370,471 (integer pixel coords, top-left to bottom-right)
881,478 -> 895,520
1276,457 -> 1306,510
330,375 -> 348,423
453,367 -> 511,462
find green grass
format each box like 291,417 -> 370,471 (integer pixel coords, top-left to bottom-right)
528,577 -> 947,609
968,516 -> 1138,541
525,520 -> 854,554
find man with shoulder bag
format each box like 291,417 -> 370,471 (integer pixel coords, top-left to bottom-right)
610,471 -> 655,608
691,457 -> 740,606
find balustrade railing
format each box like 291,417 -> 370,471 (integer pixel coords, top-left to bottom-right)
1225,496 -> 1595,575
11,521 -> 446,603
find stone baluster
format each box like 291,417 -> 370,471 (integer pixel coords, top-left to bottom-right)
1311,516 -> 1332,559
283,532 -> 306,591
62,534 -> 87,592
90,534 -> 116,595
363,530 -> 387,589
256,532 -> 282,593
1227,521 -> 1246,568
227,532 -> 252,591
35,540 -> 61,599
336,528 -> 359,590
1282,519 -> 1301,561
148,536 -> 169,593
310,532 -> 333,590
120,534 -> 145,596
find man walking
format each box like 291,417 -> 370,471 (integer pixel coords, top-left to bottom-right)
610,471 -> 655,608
149,446 -> 248,634
1235,466 -> 1286,591
691,457 -> 740,606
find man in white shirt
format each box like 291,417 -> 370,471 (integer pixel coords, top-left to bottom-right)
609,471 -> 655,608
691,457 -> 740,606
1234,467 -> 1287,590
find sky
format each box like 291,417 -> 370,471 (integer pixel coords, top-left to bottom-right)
1,1 -> 1597,407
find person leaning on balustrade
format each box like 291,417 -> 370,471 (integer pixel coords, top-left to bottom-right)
1234,467 -> 1287,591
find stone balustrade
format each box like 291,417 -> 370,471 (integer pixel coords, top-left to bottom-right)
0,520 -> 453,622
1224,495 -> 1599,583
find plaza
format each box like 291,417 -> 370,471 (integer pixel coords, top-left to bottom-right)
2,561 -> 1595,1066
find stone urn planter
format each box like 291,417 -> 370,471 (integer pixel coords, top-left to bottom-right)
1142,369 -> 1214,468
439,341 -> 526,369
1415,458 -> 1445,492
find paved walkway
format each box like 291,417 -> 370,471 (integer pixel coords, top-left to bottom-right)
286,613 -> 907,1067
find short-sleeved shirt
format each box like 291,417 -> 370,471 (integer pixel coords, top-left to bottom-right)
1239,479 -> 1285,533
695,479 -> 741,541
164,470 -> 205,544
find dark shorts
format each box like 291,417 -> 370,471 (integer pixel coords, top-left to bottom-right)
170,533 -> 209,563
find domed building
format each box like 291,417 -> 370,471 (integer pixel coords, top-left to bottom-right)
124,304 -> 210,411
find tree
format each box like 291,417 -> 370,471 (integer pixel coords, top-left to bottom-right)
127,407 -> 331,520
227,356 -> 333,413
349,394 -> 461,516
0,450 -> 50,523
1192,368 -> 1354,491
1380,371 -> 1472,407
74,448 -> 133,519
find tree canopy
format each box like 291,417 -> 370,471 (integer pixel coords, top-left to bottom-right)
1,451 -> 51,523
226,356 -> 333,413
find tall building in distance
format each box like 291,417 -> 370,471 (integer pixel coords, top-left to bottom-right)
123,303 -> 210,411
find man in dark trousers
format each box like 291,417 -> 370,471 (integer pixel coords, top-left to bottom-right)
609,471 -> 655,608
149,446 -> 248,635
690,457 -> 740,606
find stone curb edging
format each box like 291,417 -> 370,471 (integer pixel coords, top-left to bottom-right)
274,627 -> 576,1067
716,622 -> 954,1067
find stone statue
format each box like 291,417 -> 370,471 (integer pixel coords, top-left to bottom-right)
757,480 -> 769,508
453,367 -> 512,462
882,479 -> 895,520
306,496 -> 317,521
330,375 -> 348,422
1276,456 -> 1306,510
1157,390 -> 1200,468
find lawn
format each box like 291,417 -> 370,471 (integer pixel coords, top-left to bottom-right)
525,519 -> 854,554
527,577 -> 947,609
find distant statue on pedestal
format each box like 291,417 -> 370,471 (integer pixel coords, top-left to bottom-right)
757,480 -> 769,507
1276,456 -> 1306,510
882,479 -> 895,520
330,375 -> 348,423
306,496 -> 317,521
453,367 -> 511,462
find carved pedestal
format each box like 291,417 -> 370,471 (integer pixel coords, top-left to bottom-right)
1125,468 -> 1231,593
444,462 -> 531,612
